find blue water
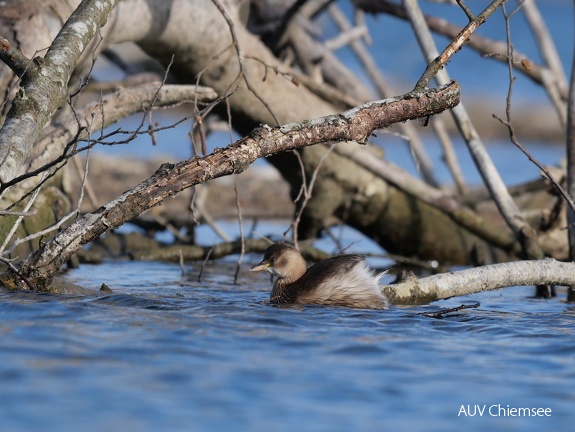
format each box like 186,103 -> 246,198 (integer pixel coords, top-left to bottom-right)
1,257 -> 573,431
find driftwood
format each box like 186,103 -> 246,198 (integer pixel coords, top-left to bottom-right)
385,258 -> 575,305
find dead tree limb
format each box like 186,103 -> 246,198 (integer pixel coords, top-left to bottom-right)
0,81 -> 461,291
0,0 -> 120,184
385,258 -> 575,305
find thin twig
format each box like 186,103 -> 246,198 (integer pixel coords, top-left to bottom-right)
76,113 -> 95,210
287,143 -> 336,249
72,154 -> 98,209
179,249 -> 185,276
0,171 -> 48,255
494,116 -> 575,209
210,0 -> 281,125
197,247 -> 213,283
69,30 -> 104,100
233,179 -> 245,284
190,185 -> 231,242
0,127 -> 83,194
289,150 -> 307,210
494,3 -> 575,217
411,0 -> 506,92
0,210 -> 37,217
4,208 -> 82,257
455,0 -> 475,20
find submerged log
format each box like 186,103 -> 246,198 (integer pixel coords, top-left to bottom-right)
385,258 -> 574,305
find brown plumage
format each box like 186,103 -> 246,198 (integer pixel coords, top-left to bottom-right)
250,243 -> 389,310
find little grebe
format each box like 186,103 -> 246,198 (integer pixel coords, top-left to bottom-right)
250,243 -> 389,309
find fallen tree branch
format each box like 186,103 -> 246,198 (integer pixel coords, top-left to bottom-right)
418,302 -> 480,318
384,258 -> 574,305
0,81 -> 460,290
0,0 -> 121,184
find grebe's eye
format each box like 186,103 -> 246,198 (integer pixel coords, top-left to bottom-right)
270,258 -> 276,264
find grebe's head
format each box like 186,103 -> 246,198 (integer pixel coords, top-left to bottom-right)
249,243 -> 307,281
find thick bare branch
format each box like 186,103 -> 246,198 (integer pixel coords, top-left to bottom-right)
385,258 -> 575,305
0,82 -> 460,290
0,0 -> 121,184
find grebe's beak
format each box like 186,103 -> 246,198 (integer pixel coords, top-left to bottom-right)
250,262 -> 270,272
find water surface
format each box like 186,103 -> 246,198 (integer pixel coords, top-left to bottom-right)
1,258 -> 573,431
